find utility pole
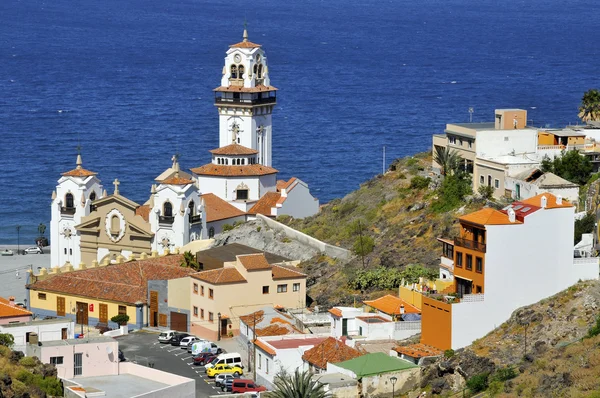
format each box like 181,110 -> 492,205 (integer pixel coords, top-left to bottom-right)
252,311 -> 256,380
357,221 -> 365,268
382,146 -> 386,175
16,225 -> 21,255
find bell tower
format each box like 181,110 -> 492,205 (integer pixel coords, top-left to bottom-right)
214,28 -> 277,166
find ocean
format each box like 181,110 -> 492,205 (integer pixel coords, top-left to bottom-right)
0,0 -> 598,244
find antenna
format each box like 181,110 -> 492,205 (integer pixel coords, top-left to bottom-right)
468,107 -> 474,123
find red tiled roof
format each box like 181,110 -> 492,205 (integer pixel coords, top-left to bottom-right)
160,176 -> 194,185
201,193 -> 245,222
0,297 -> 32,318
328,308 -> 342,318
238,254 -> 272,271
302,337 -> 363,369
192,267 -> 247,285
363,295 -> 420,316
230,40 -> 262,49
29,255 -> 193,305
214,85 -> 277,93
268,337 -> 326,350
271,265 -> 306,280
247,191 -> 281,216
135,205 -> 151,222
393,343 -> 442,359
62,168 -> 97,177
276,178 -> 296,192
191,163 -> 278,177
240,310 -> 265,327
210,144 -> 258,156
254,340 -> 276,356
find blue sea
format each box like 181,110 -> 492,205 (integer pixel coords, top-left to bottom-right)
0,0 -> 599,244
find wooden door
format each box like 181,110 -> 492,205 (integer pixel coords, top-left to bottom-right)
170,312 -> 187,332
76,302 -> 88,325
150,291 -> 159,327
61,328 -> 67,340
99,304 -> 108,324
56,296 -> 65,316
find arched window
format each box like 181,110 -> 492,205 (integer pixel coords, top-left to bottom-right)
238,65 -> 245,78
188,200 -> 195,216
242,159 -> 245,165
110,215 -> 119,233
65,193 -> 74,208
208,227 -> 215,238
230,65 -> 238,79
225,159 -> 229,165
257,64 -> 263,79
163,202 -> 173,218
217,158 -> 221,165
90,192 -> 96,201
253,64 -> 258,76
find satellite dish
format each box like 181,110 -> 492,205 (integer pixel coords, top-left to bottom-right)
106,346 -> 113,355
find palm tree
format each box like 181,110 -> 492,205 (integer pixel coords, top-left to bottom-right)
180,251 -> 200,271
434,146 -> 462,176
271,369 -> 331,398
578,89 -> 600,122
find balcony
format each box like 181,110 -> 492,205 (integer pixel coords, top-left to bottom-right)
189,214 -> 201,224
158,216 -> 174,225
214,96 -> 276,106
454,237 -> 486,253
60,206 -> 76,215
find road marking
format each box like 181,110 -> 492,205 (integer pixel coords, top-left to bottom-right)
174,351 -> 187,356
168,348 -> 179,352
187,362 -> 194,365
181,356 -> 192,361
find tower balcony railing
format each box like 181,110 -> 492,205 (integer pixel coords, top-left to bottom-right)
214,96 -> 276,106
454,237 -> 486,253
158,216 -> 175,225
189,214 -> 202,224
60,206 -> 76,215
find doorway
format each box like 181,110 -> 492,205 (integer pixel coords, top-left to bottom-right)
75,302 -> 88,325
342,319 -> 348,336
456,278 -> 472,298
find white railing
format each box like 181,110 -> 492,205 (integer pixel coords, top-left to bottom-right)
461,293 -> 485,303
394,321 -> 421,331
574,257 -> 599,266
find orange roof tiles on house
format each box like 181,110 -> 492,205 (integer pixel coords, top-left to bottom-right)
192,267 -> 247,285
135,205 -> 151,222
271,265 -> 306,280
521,193 -> 573,209
302,337 -> 363,369
214,85 -> 277,93
238,254 -> 272,271
393,343 -> 442,359
276,177 -> 297,192
230,40 -> 262,49
268,337 -> 326,350
328,308 -> 343,318
363,295 -> 420,316
210,144 -> 258,156
459,207 -> 522,227
254,340 -> 276,356
0,297 -> 32,318
201,193 -> 245,222
239,310 -> 265,328
247,191 -> 281,216
28,255 -> 192,305
159,175 -> 194,185
62,168 -> 97,178
191,163 -> 278,177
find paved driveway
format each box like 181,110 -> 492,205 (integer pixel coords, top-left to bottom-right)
116,331 -> 238,398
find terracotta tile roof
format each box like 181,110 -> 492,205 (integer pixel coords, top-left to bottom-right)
0,297 -> 32,318
239,307 -> 298,336
520,193 -> 573,209
135,205 -> 151,222
247,191 -> 281,216
268,337 -> 326,350
62,167 -> 97,177
256,324 -> 296,337
201,193 -> 246,222
160,175 -> 194,185
191,163 -> 278,177
363,295 -> 420,316
230,40 -> 262,48
302,337 -> 363,369
192,267 -> 247,285
238,254 -> 272,271
254,340 -> 276,356
459,207 -> 522,226
271,265 -> 306,280
210,144 -> 258,156
276,178 -> 296,192
393,343 -> 442,359
214,85 -> 277,93
328,308 -> 343,318
240,310 -> 265,327
28,255 -> 193,305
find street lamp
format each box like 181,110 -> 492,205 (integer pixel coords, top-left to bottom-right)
79,307 -> 84,337
390,376 -> 398,398
23,299 -> 27,310
217,312 -> 221,341
16,225 -> 21,255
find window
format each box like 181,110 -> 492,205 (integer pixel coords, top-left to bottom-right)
443,243 -> 454,259
209,289 -> 214,299
163,202 -> 173,217
476,285 -> 482,293
476,257 -> 483,273
487,175 -> 492,186
236,189 -> 249,200
494,179 -> 499,189
455,252 -> 463,267
468,140 -> 472,149
449,136 -> 456,144
209,227 -> 215,238
262,286 -> 269,294
293,283 -> 300,292
258,353 -> 262,369
238,65 -> 245,78
38,293 -> 46,300
209,312 -> 214,322
74,353 -> 83,376
50,356 -> 63,365
201,309 -> 204,319
258,64 -> 263,79
201,285 -> 205,296
466,254 -> 473,271
480,175 -> 485,184
193,283 -> 198,294
504,136 -> 509,141
65,193 -> 74,208
111,215 -> 119,233
266,358 -> 269,374
64,248 -> 67,255
118,305 -> 127,315
230,65 -> 238,79
459,139 -> 463,146
69,249 -> 72,255
193,306 -> 198,317
188,200 -> 195,216
89,192 -> 96,202
277,284 -> 288,293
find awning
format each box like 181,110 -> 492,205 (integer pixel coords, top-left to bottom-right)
455,275 -> 472,282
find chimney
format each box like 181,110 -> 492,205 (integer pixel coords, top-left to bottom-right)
556,195 -> 562,205
508,208 -> 516,223
541,195 -> 547,209
341,336 -> 347,345
8,296 -> 15,306
400,305 -> 405,315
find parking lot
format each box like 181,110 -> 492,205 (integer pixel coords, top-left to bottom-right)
116,331 -> 247,398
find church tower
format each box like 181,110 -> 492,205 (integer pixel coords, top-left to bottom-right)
214,28 -> 277,167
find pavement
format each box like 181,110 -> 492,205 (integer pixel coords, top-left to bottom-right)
0,245 -> 52,305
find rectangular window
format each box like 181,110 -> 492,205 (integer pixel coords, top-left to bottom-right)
74,353 -> 83,376
266,359 -> 269,374
466,254 -> 473,271
455,252 -> 463,268
201,309 -> 204,319
236,189 -> 249,200
476,257 -> 483,273
201,286 -> 204,296
193,283 -> 198,294
494,179 -> 499,189
480,175 -> 485,184
468,140 -> 472,149
293,283 -> 300,292
57,296 -> 66,317
209,312 -> 214,322
118,305 -> 127,315
209,288 -> 214,299
38,293 -> 46,300
459,138 -> 463,146
443,243 -> 454,259
262,286 -> 269,294
50,356 -> 63,365
277,284 -> 288,293
193,306 -> 198,317
449,136 -> 456,144
258,353 -> 262,369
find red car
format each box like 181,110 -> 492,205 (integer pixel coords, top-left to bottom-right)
193,352 -> 217,366
231,379 -> 267,394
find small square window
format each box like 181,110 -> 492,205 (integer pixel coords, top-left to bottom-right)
209,289 -> 214,299
118,305 -> 127,315
193,283 -> 198,294
38,293 -> 46,300
494,179 -> 499,189
262,286 -> 269,294
293,283 -> 300,292
193,306 -> 198,317
504,137 -> 509,141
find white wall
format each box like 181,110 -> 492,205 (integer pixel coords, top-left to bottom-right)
476,129 -> 538,158
504,177 -> 579,203
354,319 -> 421,341
278,179 -> 320,219
2,320 -> 75,352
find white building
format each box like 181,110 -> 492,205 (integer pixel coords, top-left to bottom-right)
504,168 -> 579,203
0,318 -> 75,353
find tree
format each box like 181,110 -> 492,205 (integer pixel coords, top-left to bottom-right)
541,150 -> 593,185
353,235 -> 374,256
180,251 -> 200,271
478,184 -> 494,200
431,171 -> 472,213
434,146 -> 461,176
579,89 -> 600,122
0,333 -> 14,348
574,212 -> 595,244
111,314 -> 130,326
271,369 -> 331,398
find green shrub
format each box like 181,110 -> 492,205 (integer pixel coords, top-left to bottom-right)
493,366 -> 517,382
36,376 -> 64,396
575,212 -> 595,244
111,314 -> 130,326
0,333 -> 14,348
11,380 -> 28,397
233,221 -> 244,228
487,380 -> 503,396
15,369 -> 34,384
443,349 -> 455,358
353,235 -> 374,256
587,315 -> 600,338
410,176 -> 431,190
222,224 -> 234,232
19,356 -> 37,367
466,373 -> 489,393
431,173 -> 472,213
478,184 -> 494,199
256,226 -> 262,232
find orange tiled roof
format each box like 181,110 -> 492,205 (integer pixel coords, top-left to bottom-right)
302,337 -> 363,369
29,255 -> 193,305
238,254 -> 272,271
210,144 -> 258,156
328,308 -> 343,318
135,205 -> 151,222
254,340 -> 276,356
0,297 -> 32,318
62,168 -> 97,177
160,175 -> 194,185
191,163 -> 278,177
192,267 -> 247,285
393,343 -> 442,359
247,191 -> 281,216
459,207 -> 522,226
276,177 -> 296,192
201,193 -> 246,222
214,85 -> 277,93
520,193 -> 573,209
271,265 -> 306,280
363,295 -> 420,315
230,40 -> 262,49
239,310 -> 265,327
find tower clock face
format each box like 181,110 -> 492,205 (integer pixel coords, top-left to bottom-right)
234,54 -> 241,63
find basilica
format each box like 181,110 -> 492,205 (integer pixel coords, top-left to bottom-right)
50,30 -> 319,268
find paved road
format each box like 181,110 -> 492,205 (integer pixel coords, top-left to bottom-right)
0,249 -> 51,305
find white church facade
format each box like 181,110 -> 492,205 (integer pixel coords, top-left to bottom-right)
50,30 -> 319,267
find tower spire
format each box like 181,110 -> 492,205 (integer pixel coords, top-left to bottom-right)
243,19 -> 248,42
76,143 -> 83,170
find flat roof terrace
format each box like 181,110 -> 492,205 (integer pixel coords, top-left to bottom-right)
67,374 -> 170,398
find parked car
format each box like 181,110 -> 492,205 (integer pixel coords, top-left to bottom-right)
188,338 -> 205,353
231,380 -> 267,394
204,352 -> 243,370
193,352 -> 217,366
222,377 -> 234,392
179,336 -> 200,349
215,373 -> 237,387
158,330 -> 176,343
23,246 -> 43,254
169,332 -> 190,346
118,349 -> 126,362
206,364 -> 243,378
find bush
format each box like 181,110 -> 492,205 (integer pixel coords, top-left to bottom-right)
0,333 -> 14,348
431,173 -> 472,213
478,184 -> 494,199
353,235 -> 375,256
487,380 -> 503,396
575,212 -> 595,244
443,349 -> 455,358
222,224 -> 233,232
256,226 -> 262,232
493,366 -> 517,382
410,176 -> 431,190
466,373 -> 489,393
19,356 -> 37,367
587,315 -> 600,338
111,314 -> 130,326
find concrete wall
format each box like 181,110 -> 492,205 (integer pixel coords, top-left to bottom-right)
256,214 -> 350,260
475,129 -> 538,158
0,315 -> 31,325
119,362 -> 195,398
326,364 -> 420,397
504,176 -> 579,203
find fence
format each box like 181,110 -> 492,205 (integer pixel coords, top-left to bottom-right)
461,293 -> 485,303
394,321 -> 421,331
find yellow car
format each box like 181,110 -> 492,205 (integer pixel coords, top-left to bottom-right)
206,364 -> 244,378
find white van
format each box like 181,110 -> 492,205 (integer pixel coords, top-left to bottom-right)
192,341 -> 222,356
204,352 -> 243,370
